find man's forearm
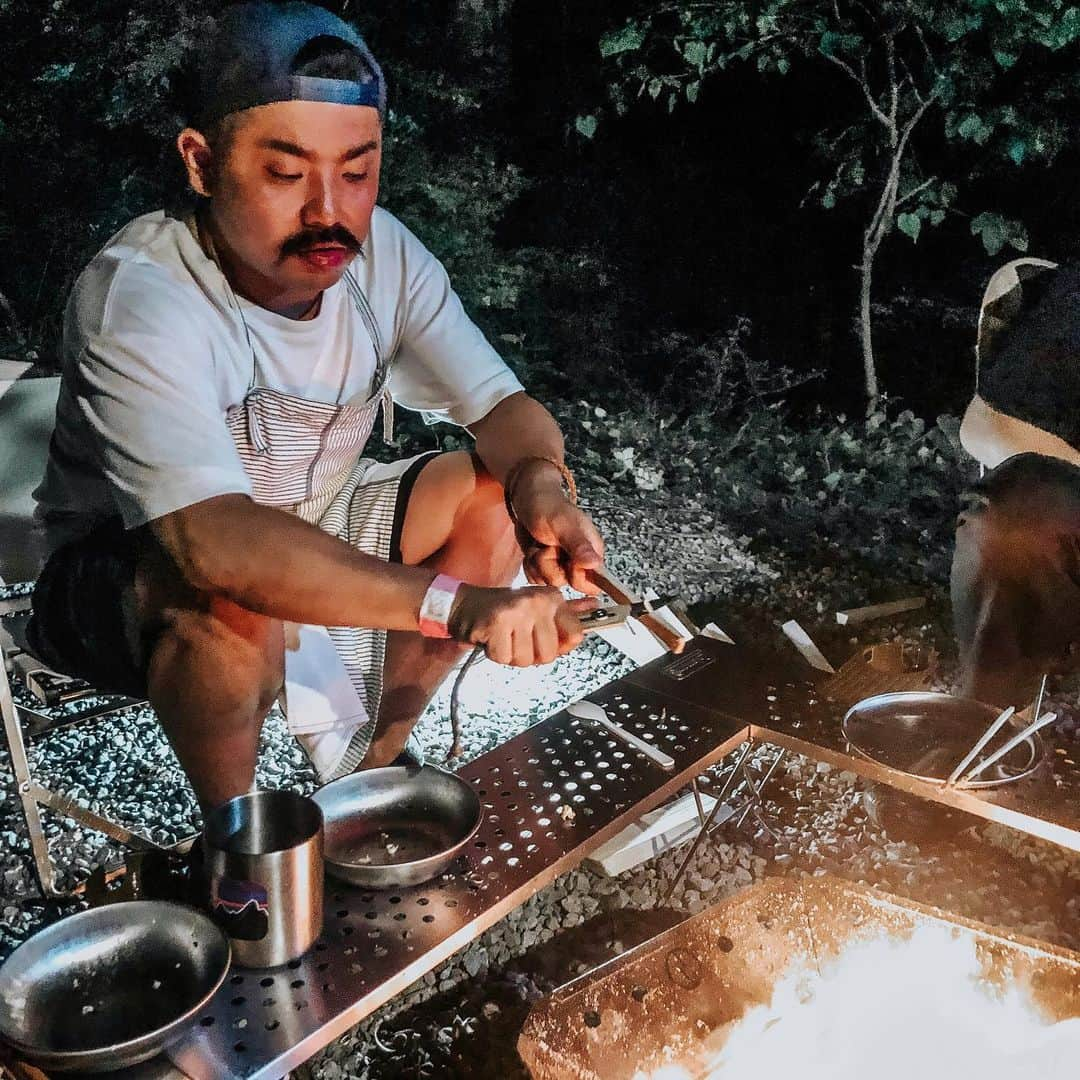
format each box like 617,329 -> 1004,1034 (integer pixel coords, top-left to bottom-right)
469,391 -> 566,487
960,394 -> 1080,470
149,494 -> 435,629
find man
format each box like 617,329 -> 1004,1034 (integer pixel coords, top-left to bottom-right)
952,257 -> 1080,707
29,2 -> 605,814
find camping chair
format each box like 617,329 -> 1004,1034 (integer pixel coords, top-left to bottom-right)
0,604 -> 163,897
0,373 -> 185,898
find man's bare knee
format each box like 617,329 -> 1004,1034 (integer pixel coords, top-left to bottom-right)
146,603 -> 284,719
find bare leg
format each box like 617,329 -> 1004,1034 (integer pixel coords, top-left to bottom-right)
134,542 -> 284,815
362,452 -> 521,767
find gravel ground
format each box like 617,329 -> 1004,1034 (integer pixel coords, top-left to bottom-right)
4,489 -> 1080,1079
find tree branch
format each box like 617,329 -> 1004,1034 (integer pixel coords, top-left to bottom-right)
823,51 -> 891,128
897,53 -> 925,106
896,175 -> 935,207
867,87 -> 940,243
899,84 -> 938,144
914,23 -> 938,79
886,35 -> 898,137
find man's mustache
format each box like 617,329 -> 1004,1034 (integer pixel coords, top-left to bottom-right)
279,226 -> 362,260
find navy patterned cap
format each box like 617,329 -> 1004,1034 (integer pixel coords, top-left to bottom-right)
192,2 -> 386,128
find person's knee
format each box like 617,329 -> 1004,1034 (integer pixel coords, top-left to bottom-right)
470,455 -> 515,530
462,458 -> 520,581
146,601 -> 284,718
400,452 -> 518,577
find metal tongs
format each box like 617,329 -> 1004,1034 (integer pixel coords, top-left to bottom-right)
581,567 -> 696,654
946,675 -> 1057,788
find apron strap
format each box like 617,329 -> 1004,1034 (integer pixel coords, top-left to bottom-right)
344,267 -> 394,445
246,393 -> 270,454
381,385 -> 395,444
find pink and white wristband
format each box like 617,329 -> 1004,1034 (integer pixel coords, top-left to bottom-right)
418,574 -> 464,639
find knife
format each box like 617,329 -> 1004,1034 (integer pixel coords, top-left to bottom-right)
565,700 -> 676,771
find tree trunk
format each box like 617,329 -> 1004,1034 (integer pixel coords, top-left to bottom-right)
859,244 -> 879,409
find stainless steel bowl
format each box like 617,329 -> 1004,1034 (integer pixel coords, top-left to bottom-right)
0,901 -> 230,1073
842,691 -> 1046,788
313,765 -> 483,888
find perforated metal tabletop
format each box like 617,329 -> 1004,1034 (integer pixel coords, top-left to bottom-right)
167,669 -> 749,1079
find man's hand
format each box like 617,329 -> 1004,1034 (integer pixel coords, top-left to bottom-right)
448,584 -> 596,666
508,461 -> 605,595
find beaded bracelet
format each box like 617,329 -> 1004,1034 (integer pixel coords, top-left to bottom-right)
503,456 -> 578,525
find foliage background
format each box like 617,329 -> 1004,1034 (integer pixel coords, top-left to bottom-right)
3,0 -> 1079,587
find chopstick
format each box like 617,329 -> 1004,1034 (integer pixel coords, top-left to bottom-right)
1031,673 -> 1049,731
944,705 -> 1015,787
957,711 -> 1058,787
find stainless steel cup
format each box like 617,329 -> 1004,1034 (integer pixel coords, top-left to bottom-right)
202,790 -> 324,968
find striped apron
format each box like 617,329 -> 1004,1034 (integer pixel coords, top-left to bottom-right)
223,270 -> 430,781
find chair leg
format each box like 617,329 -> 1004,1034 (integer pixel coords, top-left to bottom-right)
1,657 -> 59,897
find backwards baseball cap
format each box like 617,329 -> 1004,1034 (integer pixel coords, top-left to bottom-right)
190,1 -> 386,129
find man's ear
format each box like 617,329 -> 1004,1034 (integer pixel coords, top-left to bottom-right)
177,128 -> 215,197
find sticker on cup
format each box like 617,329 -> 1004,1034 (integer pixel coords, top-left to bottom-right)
211,877 -> 270,941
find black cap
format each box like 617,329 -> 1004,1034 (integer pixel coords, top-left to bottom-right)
191,2 -> 386,129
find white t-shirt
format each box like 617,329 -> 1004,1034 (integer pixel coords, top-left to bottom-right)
34,206 -> 524,550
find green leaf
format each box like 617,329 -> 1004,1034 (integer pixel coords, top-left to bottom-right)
993,49 -> 1017,69
686,80 -> 700,104
971,213 -> 1029,257
957,113 -> 992,144
647,78 -> 662,100
897,212 -> 922,242
36,62 -> 75,84
777,56 -> 790,75
600,22 -> 646,58
929,209 -> 946,226
575,114 -> 598,140
819,30 -> 841,57
940,16 -> 967,41
683,39 -> 707,71
823,471 -> 843,491
1007,136 -> 1026,165
971,212 -> 1006,256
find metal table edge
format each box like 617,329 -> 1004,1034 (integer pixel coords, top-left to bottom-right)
750,722 -> 1080,853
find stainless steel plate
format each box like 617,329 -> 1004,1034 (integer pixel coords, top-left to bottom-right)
842,691 -> 1045,788
313,765 -> 483,888
0,901 -> 230,1073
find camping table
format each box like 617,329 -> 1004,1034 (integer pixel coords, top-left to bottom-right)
13,631 -> 1080,1078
